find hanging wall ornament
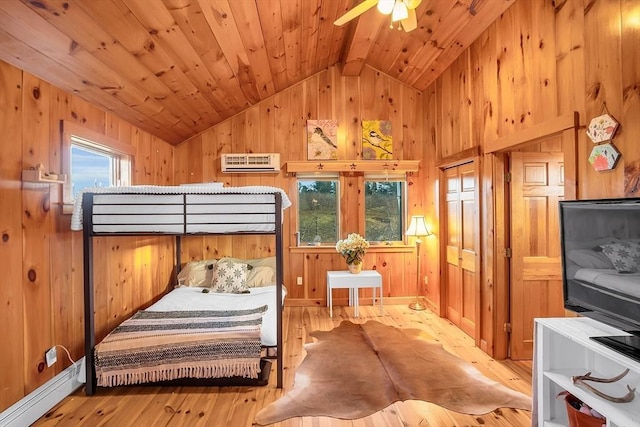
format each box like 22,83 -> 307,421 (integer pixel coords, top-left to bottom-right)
586,104 -> 620,144
588,142 -> 621,172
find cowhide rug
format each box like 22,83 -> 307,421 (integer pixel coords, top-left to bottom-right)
255,321 -> 531,425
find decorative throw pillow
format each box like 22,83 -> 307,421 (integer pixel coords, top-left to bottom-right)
211,261 -> 249,293
219,256 -> 276,287
176,259 -> 216,287
600,241 -> 640,272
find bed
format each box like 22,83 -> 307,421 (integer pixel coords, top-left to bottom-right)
563,239 -> 640,328
73,185 -> 290,395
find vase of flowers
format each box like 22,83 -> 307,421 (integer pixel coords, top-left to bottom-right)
336,233 -> 369,274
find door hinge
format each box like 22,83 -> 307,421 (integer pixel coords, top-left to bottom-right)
504,322 -> 512,333
503,247 -> 512,258
504,172 -> 512,183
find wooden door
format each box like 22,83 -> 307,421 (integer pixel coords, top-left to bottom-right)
509,152 -> 566,360
444,163 -> 478,339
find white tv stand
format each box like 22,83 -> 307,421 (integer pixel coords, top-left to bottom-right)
535,317 -> 640,427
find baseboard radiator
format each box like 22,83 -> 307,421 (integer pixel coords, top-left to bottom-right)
0,357 -> 84,427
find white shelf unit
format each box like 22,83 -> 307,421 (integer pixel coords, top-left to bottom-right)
535,317 -> 640,427
22,169 -> 66,184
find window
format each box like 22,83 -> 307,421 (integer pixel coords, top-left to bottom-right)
297,177 -> 339,245
364,178 -> 406,242
70,138 -> 117,200
62,121 -> 133,207
296,174 -> 407,246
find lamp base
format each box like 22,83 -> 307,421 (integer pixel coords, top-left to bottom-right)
409,300 -> 427,311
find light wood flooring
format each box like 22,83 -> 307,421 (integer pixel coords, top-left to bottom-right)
34,305 -> 533,427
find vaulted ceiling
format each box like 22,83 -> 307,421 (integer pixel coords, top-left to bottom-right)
0,0 -> 514,145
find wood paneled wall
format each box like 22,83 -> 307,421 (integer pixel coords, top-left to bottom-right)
0,60 -> 175,412
425,0 -> 640,356
2,0 -> 638,414
174,65 -> 430,307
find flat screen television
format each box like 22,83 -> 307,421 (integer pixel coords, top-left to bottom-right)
559,198 -> 640,362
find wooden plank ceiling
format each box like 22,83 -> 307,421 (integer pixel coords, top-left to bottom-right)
0,0 -> 513,145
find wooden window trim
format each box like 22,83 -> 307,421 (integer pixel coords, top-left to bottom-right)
60,120 -> 135,213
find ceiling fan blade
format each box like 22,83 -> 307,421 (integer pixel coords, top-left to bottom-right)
334,0 -> 379,26
401,8 -> 417,31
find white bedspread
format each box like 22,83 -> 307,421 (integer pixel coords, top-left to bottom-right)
575,268 -> 640,298
70,185 -> 291,231
147,285 -> 287,347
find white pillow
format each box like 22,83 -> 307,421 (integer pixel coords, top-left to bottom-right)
600,241 -> 640,272
176,259 -> 216,287
211,261 -> 249,293
246,266 -> 276,287
566,249 -> 614,269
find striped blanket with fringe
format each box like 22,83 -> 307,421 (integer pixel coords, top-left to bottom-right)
94,305 -> 267,387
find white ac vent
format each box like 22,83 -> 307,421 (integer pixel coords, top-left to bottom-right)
221,153 -> 280,173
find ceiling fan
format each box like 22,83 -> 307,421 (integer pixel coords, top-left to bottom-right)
334,0 -> 423,32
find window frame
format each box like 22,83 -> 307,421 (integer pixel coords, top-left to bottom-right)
363,173 -> 408,244
294,171 -> 410,247
61,121 -> 134,211
295,173 -> 341,246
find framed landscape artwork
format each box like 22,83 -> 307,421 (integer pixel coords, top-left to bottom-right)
362,120 -> 393,160
307,120 -> 338,160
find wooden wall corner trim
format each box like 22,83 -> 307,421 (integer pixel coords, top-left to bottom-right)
484,113 -> 579,154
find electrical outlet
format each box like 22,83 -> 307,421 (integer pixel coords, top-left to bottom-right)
45,347 -> 57,367
296,276 -> 303,285
423,275 -> 429,285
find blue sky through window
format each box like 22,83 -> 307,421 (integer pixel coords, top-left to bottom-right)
71,145 -> 111,198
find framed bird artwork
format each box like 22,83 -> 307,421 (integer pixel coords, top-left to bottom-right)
362,120 -> 393,160
307,120 -> 338,160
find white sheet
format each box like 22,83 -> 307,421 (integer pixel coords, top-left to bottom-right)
70,185 -> 291,231
147,285 -> 287,347
574,268 -> 640,298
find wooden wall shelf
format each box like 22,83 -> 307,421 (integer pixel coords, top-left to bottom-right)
22,169 -> 66,184
285,160 -> 420,175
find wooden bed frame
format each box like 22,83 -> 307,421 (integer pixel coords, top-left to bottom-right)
81,190 -> 285,395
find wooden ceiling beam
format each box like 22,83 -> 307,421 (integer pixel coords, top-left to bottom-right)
0,0 -> 513,145
338,10 -> 387,76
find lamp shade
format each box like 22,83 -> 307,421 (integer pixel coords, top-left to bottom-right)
405,215 -> 430,237
391,1 -> 409,22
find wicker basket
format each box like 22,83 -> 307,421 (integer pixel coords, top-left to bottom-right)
564,393 -> 606,427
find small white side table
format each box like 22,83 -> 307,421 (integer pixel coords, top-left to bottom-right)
326,270 -> 383,317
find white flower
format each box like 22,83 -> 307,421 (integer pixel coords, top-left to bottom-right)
336,233 -> 369,265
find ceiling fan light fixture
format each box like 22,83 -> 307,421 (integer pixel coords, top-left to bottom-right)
391,1 -> 409,22
377,0 -> 395,15
403,0 -> 422,9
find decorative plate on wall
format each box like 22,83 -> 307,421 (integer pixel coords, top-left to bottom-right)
588,142 -> 621,171
586,113 -> 619,144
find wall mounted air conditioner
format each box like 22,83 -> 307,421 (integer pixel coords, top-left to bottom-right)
221,153 -> 280,173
